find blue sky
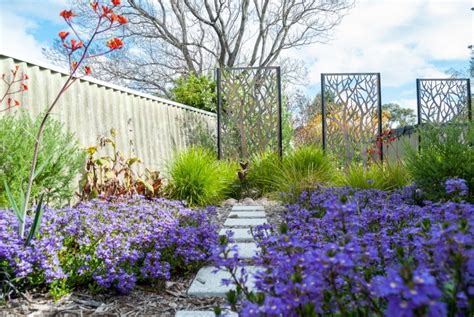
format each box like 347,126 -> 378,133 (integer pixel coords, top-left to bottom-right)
0,0 -> 472,111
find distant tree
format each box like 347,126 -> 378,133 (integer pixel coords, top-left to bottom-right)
382,103 -> 416,128
171,74 -> 216,112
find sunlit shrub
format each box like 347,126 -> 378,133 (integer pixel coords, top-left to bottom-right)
0,112 -> 85,207
405,123 -> 474,201
166,147 -> 237,206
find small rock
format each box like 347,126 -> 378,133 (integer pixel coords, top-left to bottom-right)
222,198 -> 238,206
241,197 -> 256,205
94,303 -> 108,313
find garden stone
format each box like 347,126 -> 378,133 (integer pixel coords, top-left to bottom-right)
187,266 -> 262,297
224,218 -> 267,227
242,197 -> 256,205
228,211 -> 266,218
222,198 -> 238,207
231,205 -> 264,211
219,228 -> 253,241
176,311 -> 238,317
220,243 -> 259,259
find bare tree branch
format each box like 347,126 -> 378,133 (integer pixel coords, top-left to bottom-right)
44,0 -> 353,96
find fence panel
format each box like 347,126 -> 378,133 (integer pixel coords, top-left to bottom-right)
217,67 -> 282,160
416,78 -> 472,124
321,73 -> 383,165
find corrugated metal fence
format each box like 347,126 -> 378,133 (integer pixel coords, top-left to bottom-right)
0,54 -> 217,174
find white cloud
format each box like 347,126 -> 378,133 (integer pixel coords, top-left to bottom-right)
0,0 -> 66,62
0,12 -> 45,61
287,0 -> 472,89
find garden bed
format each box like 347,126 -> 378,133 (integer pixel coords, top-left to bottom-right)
1,197 -> 285,316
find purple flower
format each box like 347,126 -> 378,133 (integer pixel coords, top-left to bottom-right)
1,197 -> 218,295
213,186 -> 473,316
445,178 -> 469,197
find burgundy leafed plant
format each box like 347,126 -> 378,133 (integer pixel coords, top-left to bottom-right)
14,0 -> 127,239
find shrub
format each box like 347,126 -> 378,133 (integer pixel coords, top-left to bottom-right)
245,147 -> 336,201
336,161 -> 411,191
405,123 -> 474,201
0,198 -> 217,297
275,146 -> 336,201
214,184 -> 474,316
78,129 -> 162,201
166,147 -> 237,206
171,73 -> 216,112
0,112 -> 85,207
245,151 -> 281,196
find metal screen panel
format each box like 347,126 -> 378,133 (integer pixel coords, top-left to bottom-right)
416,78 -> 472,124
321,73 -> 383,165
216,67 -> 282,160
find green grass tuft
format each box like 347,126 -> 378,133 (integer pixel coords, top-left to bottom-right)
166,147 -> 237,206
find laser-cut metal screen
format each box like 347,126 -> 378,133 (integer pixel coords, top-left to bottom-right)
321,73 -> 383,165
216,67 -> 282,160
416,79 -> 472,124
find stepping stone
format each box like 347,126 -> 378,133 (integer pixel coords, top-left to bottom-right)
228,211 -> 266,218
219,228 -> 253,241
220,242 -> 259,259
231,205 -> 264,211
176,311 -> 238,317
187,266 -> 262,297
224,218 -> 267,228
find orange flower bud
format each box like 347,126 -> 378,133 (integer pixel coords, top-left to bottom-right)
14,100 -> 21,107
59,31 -> 70,41
60,10 -> 76,21
117,15 -> 127,24
91,1 -> 99,11
112,0 -> 121,6
102,5 -> 111,16
106,38 -> 123,50
20,84 -> 28,91
70,39 -> 84,51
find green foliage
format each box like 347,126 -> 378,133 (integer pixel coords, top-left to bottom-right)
166,147 -> 237,206
246,151 -> 281,196
246,146 -> 336,201
336,162 -> 411,191
382,103 -> 416,128
171,73 -> 216,112
0,112 -> 85,208
405,123 -> 474,201
276,146 -> 336,201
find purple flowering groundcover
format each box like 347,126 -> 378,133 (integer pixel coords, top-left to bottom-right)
214,183 -> 474,317
1,197 -> 218,296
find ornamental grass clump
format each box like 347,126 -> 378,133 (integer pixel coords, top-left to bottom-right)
246,146 -> 336,201
336,161 -> 411,191
167,147 -> 237,206
275,146 -> 337,201
0,198 -> 217,298
213,180 -> 474,316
